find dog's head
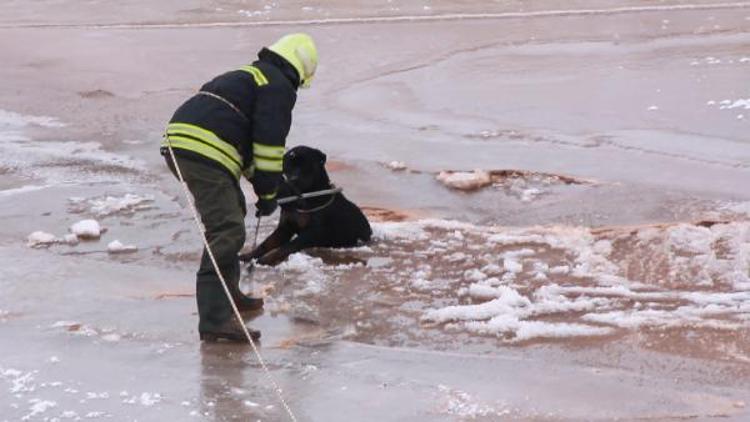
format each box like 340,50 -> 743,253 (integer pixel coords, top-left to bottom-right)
283,145 -> 330,192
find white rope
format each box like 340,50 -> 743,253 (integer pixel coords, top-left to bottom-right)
165,140 -> 298,422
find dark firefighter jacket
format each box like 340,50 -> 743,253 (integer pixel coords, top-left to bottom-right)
161,48 -> 299,200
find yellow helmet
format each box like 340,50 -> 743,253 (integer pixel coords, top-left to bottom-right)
268,33 -> 318,89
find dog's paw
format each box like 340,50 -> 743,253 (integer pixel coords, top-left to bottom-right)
256,256 -> 273,267
257,251 -> 285,267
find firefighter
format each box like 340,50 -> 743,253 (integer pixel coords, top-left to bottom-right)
161,33 -> 318,342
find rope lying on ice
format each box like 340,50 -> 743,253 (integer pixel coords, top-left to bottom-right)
165,139 -> 298,422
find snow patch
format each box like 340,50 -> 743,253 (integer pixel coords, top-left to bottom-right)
69,193 -> 154,217
722,99 -> 750,110
0,109 -> 65,128
467,284 -> 509,299
413,218 -> 750,341
723,201 -> 750,216
371,221 -> 427,241
27,231 -> 79,248
22,399 -> 56,420
520,187 -> 542,202
386,161 -> 407,171
63,234 -> 79,245
1,367 -> 37,394
583,308 -> 742,330
424,283 -> 614,341
247,216 -> 750,345
437,385 -> 510,419
463,269 -> 486,282
51,320 -> 126,341
120,391 -> 162,406
708,98 -> 750,115
139,392 -> 162,406
277,253 -> 327,296
0,110 -> 143,188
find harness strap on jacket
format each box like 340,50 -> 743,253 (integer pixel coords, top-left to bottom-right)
197,91 -> 249,122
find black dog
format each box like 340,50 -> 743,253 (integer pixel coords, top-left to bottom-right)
240,146 -> 372,266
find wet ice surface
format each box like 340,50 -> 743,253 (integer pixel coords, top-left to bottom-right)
2,1 -> 750,421
8,134 -> 749,422
0,108 -> 148,199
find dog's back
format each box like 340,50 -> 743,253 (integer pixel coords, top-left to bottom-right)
277,145 -> 371,248
319,191 -> 371,246
278,180 -> 371,248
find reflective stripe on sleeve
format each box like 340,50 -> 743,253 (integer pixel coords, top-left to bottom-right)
254,156 -> 283,172
253,143 -> 285,160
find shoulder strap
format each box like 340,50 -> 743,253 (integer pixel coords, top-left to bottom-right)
195,90 -> 250,122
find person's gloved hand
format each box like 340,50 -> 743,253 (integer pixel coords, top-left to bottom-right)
255,197 -> 277,217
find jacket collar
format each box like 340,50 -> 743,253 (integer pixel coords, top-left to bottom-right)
257,48 -> 300,89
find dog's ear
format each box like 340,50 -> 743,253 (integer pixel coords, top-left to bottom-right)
315,149 -> 327,166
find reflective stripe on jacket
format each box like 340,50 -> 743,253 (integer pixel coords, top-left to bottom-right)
162,123 -> 244,179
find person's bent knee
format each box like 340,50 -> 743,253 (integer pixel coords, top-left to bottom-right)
206,222 -> 245,262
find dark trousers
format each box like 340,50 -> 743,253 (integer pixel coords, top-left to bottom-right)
165,155 -> 246,332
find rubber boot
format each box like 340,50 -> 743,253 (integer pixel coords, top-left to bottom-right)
233,293 -> 264,312
199,318 -> 261,343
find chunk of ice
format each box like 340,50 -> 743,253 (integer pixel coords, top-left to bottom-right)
107,240 -> 137,254
27,231 -> 57,248
386,161 -> 407,171
436,170 -> 492,191
70,219 -> 101,239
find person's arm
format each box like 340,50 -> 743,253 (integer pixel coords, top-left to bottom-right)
247,84 -> 293,214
